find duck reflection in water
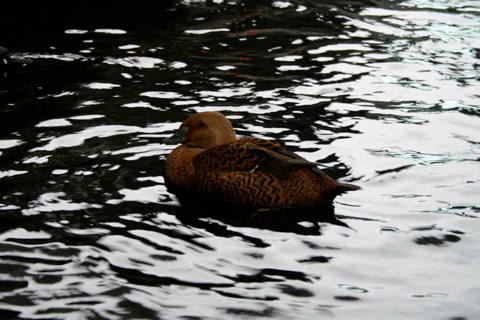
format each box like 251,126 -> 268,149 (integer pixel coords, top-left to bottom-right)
164,112 -> 359,231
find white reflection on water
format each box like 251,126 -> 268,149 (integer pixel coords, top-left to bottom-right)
308,43 -> 373,55
185,28 -> 230,35
140,91 -> 183,99
275,55 -> 303,61
118,44 -> 140,50
31,125 -> 141,152
111,143 -> 167,160
104,56 -> 165,69
30,124 -> 173,152
121,101 -> 165,111
84,82 -> 121,90
197,87 -> 253,98
327,112 -> 479,179
94,28 -> 127,34
0,139 -> 24,149
190,104 -> 287,114
0,170 -> 28,179
22,192 -> 102,216
36,119 -> 72,127
18,53 -> 86,62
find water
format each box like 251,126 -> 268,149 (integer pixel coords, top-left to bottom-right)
1,0 -> 479,319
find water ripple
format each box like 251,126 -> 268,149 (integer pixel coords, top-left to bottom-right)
1,0 -> 480,319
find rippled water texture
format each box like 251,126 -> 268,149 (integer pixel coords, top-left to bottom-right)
1,0 -> 479,319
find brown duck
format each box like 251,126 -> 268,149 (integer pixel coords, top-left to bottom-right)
165,111 -> 359,208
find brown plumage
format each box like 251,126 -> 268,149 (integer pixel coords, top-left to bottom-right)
165,111 -> 359,208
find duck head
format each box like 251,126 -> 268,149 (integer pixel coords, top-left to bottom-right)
166,112 -> 237,149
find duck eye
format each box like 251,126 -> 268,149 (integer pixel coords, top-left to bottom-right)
199,121 -> 206,127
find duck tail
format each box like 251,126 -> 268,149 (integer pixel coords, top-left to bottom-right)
324,182 -> 361,201
335,182 -> 361,194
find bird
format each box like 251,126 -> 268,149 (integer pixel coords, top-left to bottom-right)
164,111 -> 359,208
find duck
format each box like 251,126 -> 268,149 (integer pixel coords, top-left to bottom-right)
164,111 -> 360,208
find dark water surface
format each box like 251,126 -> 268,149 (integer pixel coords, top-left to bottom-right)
1,0 -> 479,319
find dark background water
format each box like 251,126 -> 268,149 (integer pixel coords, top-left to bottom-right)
1,0 -> 479,319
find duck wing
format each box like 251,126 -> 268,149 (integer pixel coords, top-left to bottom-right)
246,144 -> 318,179
239,137 -> 325,176
193,137 -> 321,180
238,137 -> 360,194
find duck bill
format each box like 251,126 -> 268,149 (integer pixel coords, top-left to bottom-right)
163,126 -> 190,144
